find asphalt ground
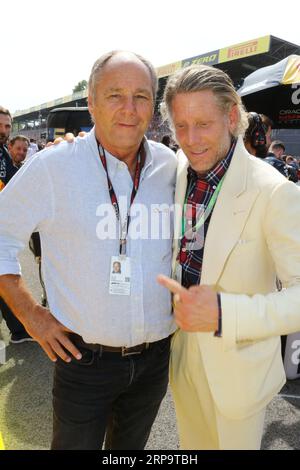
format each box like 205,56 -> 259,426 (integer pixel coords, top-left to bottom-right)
0,247 -> 299,450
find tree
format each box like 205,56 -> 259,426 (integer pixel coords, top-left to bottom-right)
72,80 -> 87,94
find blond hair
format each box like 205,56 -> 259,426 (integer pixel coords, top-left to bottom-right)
161,64 -> 248,138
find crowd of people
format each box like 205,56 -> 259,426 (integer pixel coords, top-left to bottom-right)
1,51 -> 300,451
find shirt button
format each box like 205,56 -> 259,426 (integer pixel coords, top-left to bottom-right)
212,185 -> 216,190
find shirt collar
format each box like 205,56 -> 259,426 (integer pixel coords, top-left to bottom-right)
188,138 -> 237,187
97,135 -> 153,180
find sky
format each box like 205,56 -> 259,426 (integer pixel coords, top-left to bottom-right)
2,0 -> 300,114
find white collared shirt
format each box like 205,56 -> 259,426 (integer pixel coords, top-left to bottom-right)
0,128 -> 177,346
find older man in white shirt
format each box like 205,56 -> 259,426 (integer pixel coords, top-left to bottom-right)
0,51 -> 177,450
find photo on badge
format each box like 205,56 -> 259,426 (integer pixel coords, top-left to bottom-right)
109,256 -> 131,296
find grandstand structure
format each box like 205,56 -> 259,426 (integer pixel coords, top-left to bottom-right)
12,35 -> 300,142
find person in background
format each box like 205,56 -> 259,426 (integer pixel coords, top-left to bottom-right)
8,135 -> 29,168
26,138 -> 39,161
268,140 -> 285,160
285,155 -> 299,169
0,106 -> 17,191
38,141 -> 46,152
243,112 -> 269,158
266,140 -> 298,182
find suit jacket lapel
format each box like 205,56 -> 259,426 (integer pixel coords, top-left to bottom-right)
201,137 -> 260,285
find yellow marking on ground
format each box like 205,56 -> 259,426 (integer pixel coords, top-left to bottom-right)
0,432 -> 5,450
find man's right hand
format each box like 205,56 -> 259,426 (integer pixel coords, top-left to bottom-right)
0,274 -> 83,364
25,305 -> 82,363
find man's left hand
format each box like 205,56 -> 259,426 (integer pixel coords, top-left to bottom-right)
157,274 -> 218,332
46,132 -> 86,147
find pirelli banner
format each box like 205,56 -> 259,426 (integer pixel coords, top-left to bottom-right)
156,36 -> 271,78
219,36 -> 270,63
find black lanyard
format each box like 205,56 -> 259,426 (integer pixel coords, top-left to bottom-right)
98,144 -> 144,255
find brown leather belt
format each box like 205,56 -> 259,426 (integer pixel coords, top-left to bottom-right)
70,333 -> 154,357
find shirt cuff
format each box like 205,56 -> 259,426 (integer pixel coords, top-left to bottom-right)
214,293 -> 222,337
0,261 -> 21,276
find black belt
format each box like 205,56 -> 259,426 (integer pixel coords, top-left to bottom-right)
70,333 -> 168,357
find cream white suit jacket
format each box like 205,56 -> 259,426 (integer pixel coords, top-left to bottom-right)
171,137 -> 300,419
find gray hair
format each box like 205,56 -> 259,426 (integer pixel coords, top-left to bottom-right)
161,64 -> 248,138
88,50 -> 158,103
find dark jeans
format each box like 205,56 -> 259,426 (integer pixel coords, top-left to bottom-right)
51,335 -> 171,450
0,297 -> 27,335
